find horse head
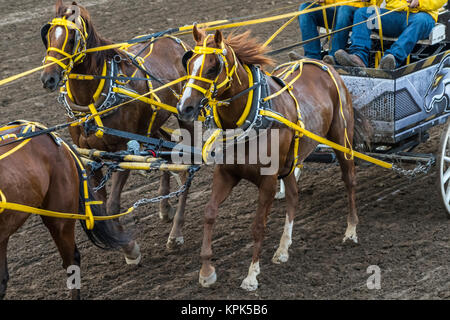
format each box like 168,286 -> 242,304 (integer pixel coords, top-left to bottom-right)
177,26 -> 235,122
40,0 -> 88,91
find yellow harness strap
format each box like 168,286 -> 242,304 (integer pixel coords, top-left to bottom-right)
43,17 -> 88,75
374,5 -> 384,56
0,124 -> 34,161
0,190 -> 6,214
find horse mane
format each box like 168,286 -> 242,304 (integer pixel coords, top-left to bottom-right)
55,1 -> 120,73
223,31 -> 274,67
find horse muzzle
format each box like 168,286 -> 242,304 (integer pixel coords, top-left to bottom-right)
177,103 -> 200,122
41,72 -> 61,92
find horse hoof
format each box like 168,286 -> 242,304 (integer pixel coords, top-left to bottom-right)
199,269 -> 217,288
272,249 -> 289,264
240,277 -> 258,291
124,242 -> 142,265
342,234 -> 358,244
159,206 -> 176,223
274,192 -> 285,200
166,236 -> 184,250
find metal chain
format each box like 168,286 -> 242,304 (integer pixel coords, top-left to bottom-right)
132,166 -> 199,209
392,158 -> 434,179
93,163 -> 122,192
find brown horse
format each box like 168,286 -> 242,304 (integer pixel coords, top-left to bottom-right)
40,0 -> 193,257
0,122 -> 130,299
177,27 -> 360,291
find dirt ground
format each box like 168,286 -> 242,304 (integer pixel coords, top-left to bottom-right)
0,0 -> 449,300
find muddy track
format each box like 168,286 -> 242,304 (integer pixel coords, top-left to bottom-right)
0,0 -> 449,300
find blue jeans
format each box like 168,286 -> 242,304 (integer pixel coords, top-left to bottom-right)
349,7 -> 435,67
299,3 -> 357,59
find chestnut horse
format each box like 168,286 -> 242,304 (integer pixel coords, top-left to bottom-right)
0,122 -> 130,299
40,0 -> 193,258
177,27 -> 360,291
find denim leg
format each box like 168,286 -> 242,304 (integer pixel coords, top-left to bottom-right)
330,5 -> 358,57
348,7 -> 377,66
386,12 -> 435,65
298,3 -> 337,59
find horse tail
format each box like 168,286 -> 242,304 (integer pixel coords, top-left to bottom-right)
68,145 -> 131,250
353,108 -> 373,152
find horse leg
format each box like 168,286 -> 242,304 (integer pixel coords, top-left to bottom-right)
41,218 -> 81,300
327,117 -> 358,243
272,172 -> 298,264
0,240 -> 9,300
275,167 -> 301,200
159,171 -> 176,222
166,171 -> 190,249
335,151 -> 358,243
106,170 -> 130,216
199,167 -> 240,288
241,175 -> 277,291
92,169 -> 141,265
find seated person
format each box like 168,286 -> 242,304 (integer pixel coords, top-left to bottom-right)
335,0 -> 446,69
294,0 -> 379,64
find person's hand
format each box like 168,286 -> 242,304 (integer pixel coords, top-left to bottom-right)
407,0 -> 420,8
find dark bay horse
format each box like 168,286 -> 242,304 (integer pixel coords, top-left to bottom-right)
40,0 -> 193,257
0,122 -> 130,299
177,27 -> 361,291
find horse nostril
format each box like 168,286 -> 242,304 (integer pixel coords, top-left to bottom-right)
41,73 -> 60,90
185,106 -> 195,116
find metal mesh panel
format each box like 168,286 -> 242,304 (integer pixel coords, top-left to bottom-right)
361,92 -> 395,122
395,89 -> 421,120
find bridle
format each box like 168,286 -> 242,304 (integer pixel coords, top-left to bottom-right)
41,16 -> 88,82
181,35 -> 241,109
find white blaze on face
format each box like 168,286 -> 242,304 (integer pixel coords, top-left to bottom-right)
54,27 -> 64,42
179,54 -> 204,107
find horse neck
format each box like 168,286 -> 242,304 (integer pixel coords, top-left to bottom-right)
215,58 -> 250,129
67,30 -> 112,106
67,59 -> 103,105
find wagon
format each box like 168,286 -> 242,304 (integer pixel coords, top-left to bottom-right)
304,2 -> 450,217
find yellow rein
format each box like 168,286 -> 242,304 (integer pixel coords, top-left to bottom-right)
0,1 -> 362,88
184,41 -> 392,170
0,122 -> 136,229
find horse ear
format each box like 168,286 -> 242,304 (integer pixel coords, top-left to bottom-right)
214,30 -> 223,46
193,25 -> 203,43
55,0 -> 63,11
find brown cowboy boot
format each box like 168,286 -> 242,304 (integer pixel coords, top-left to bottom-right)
379,54 -> 396,70
335,49 -> 366,68
288,51 -> 304,61
322,55 -> 336,65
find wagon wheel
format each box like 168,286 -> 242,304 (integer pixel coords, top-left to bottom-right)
437,120 -> 450,218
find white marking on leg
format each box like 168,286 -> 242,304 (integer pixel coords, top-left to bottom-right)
294,167 -> 301,181
199,267 -> 217,288
275,179 -> 286,199
273,215 -> 293,264
343,224 -> 358,244
240,261 -> 260,291
179,55 -> 204,107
